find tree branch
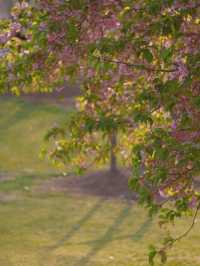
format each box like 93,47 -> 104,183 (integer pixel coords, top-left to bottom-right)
96,56 -> 178,73
160,201 -> 200,253
173,202 -> 200,243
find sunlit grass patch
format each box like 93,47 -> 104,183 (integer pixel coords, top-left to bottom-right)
0,191 -> 200,266
0,97 -> 72,174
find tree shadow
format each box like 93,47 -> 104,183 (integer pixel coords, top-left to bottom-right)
74,204 -> 132,266
74,216 -> 152,247
45,198 -> 152,266
131,217 -> 152,241
47,198 -> 105,250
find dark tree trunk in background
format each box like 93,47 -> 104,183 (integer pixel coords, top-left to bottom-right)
0,0 -> 13,19
110,132 -> 118,173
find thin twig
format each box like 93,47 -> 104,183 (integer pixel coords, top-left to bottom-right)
96,56 -> 177,73
160,201 -> 200,253
173,202 -> 200,243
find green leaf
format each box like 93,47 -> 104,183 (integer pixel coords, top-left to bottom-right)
67,21 -> 79,44
69,0 -> 84,9
148,245 -> 157,265
162,15 -> 182,36
155,147 -> 169,160
128,178 -> 140,190
148,0 -> 162,15
164,80 -> 179,92
84,117 -> 95,133
133,111 -> 153,125
161,48 -> 173,63
142,49 -> 153,63
193,96 -> 200,109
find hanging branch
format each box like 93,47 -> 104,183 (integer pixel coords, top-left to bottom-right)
159,201 -> 200,254
96,56 -> 178,73
173,202 -> 200,242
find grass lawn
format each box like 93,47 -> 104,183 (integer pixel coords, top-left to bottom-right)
0,185 -> 200,266
0,97 -> 70,175
0,97 -> 200,266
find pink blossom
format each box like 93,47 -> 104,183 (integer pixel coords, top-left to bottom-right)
0,33 -> 9,44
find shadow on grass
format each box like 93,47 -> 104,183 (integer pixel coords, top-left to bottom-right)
48,198 -> 105,250
131,217 -> 152,241
47,199 -> 152,266
76,216 -> 152,246
74,204 -> 134,266
72,205 -> 152,266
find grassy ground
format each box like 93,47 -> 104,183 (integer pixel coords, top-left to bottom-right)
0,97 -> 200,266
0,97 -> 70,175
0,181 -> 200,266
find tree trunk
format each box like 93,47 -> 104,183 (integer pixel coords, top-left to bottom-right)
110,132 -> 118,173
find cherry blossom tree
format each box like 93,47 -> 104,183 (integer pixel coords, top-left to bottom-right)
0,0 -> 200,263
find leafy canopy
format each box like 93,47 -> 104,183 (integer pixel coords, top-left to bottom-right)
0,0 -> 200,263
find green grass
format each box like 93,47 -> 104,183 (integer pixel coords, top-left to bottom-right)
0,97 -> 70,175
0,174 -> 34,192
0,97 -> 200,266
0,188 -> 200,266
